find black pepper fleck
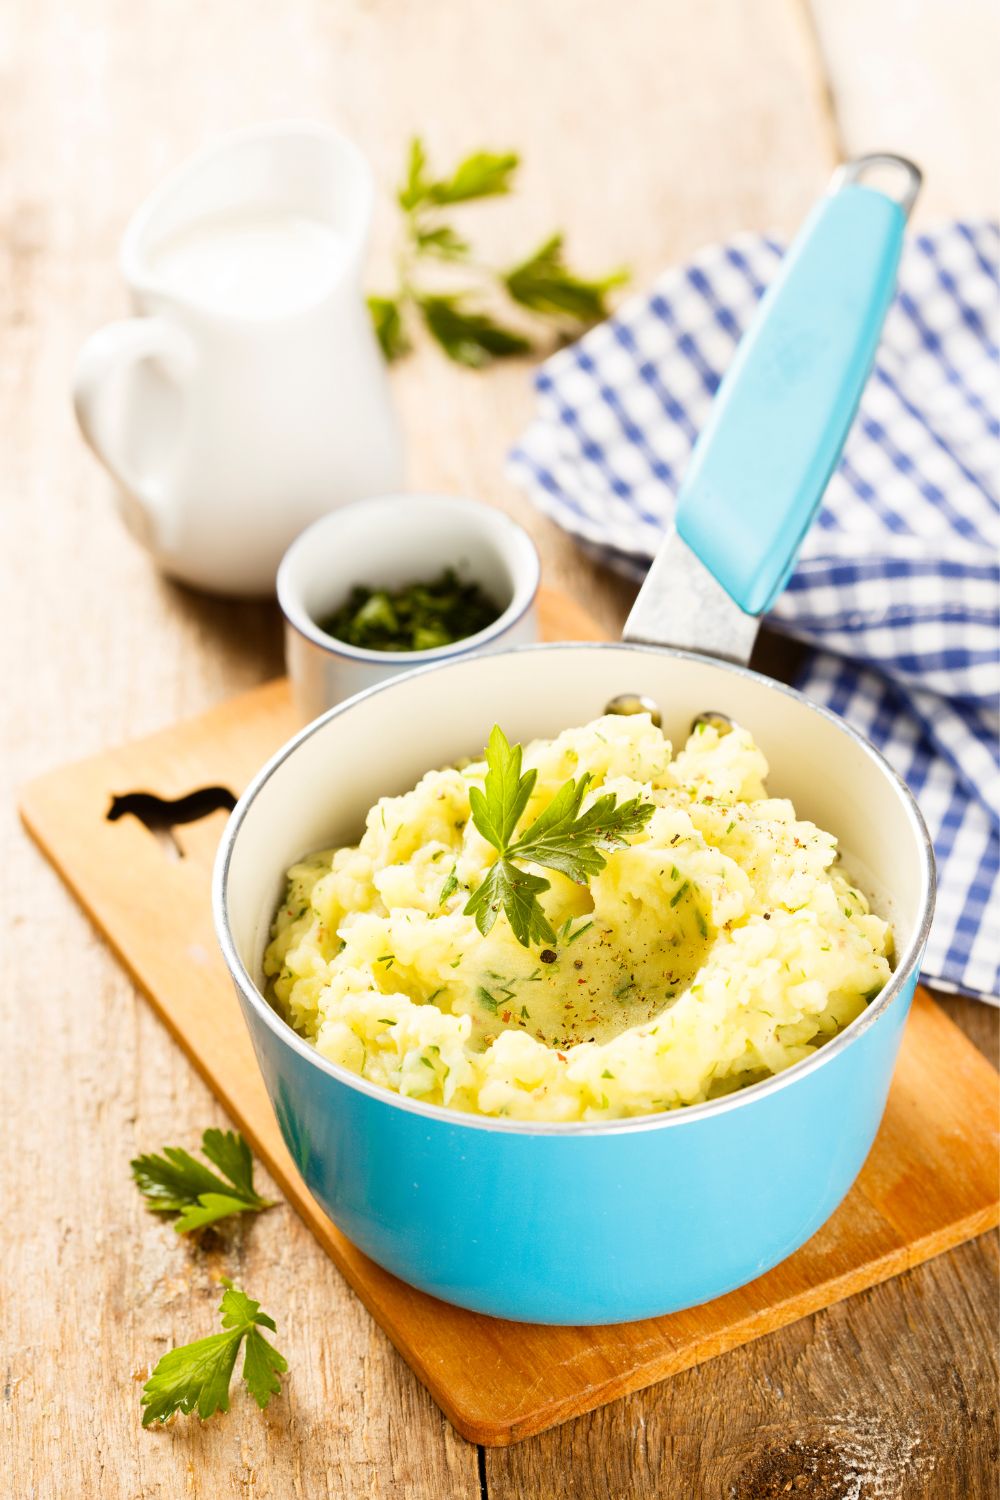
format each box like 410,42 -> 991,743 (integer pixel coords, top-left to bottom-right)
540,949 -> 557,964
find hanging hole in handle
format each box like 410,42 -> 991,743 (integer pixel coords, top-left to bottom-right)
831,153 -> 922,221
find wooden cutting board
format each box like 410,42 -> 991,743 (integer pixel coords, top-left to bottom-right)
18,586 -> 999,1447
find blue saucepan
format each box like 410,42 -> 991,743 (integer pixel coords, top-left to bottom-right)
214,155 -> 935,1324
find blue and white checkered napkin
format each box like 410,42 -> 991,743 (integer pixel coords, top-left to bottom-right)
509,221 -> 1000,1003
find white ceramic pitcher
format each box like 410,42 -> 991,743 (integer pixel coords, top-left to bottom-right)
73,123 -> 405,596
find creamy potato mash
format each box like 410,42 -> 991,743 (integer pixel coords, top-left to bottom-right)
264,715 -> 892,1121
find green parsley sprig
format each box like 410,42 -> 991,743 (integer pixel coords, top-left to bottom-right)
131,1128 -> 274,1234
369,138 -> 627,367
464,726 -> 653,948
141,1279 -> 287,1426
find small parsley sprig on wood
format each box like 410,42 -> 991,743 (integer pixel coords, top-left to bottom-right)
131,1129 -> 274,1234
369,138 -> 627,367
141,1279 -> 287,1427
463,726 -> 653,948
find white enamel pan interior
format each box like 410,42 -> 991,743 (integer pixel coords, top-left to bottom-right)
219,641 -> 935,1127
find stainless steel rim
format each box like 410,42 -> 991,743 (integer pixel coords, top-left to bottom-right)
213,640 -> 936,1139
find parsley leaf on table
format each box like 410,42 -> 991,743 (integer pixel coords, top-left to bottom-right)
371,137 -> 627,365
414,224 -> 472,260
397,138 -> 519,211
464,726 -> 654,948
131,1128 -> 274,1234
141,1279 -> 287,1427
424,148 -> 520,206
367,295 -> 409,362
504,233 -> 628,324
418,295 -> 531,368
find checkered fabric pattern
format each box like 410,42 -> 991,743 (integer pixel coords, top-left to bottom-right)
509,221 -> 1000,1002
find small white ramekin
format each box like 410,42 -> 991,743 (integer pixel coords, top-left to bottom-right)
277,493 -> 541,721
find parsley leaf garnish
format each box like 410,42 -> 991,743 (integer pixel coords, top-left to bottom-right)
131,1129 -> 274,1234
464,725 -> 653,948
466,859 -> 556,948
140,1278 -> 287,1426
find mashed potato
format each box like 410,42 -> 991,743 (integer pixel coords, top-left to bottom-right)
264,714 -> 891,1121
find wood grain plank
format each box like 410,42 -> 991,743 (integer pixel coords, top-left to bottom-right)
486,1234 -> 1000,1499
808,0 -> 1000,220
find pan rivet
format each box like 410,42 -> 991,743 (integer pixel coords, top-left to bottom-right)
690,710 -> 735,736
604,693 -> 662,728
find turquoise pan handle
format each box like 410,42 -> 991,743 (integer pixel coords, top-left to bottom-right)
675,154 -> 921,616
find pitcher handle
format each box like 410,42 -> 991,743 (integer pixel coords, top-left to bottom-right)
72,316 -> 196,540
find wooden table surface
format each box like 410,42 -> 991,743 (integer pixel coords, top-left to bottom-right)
2,2 -> 997,1495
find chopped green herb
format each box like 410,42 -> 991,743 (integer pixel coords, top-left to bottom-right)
567,920 -> 593,944
376,954 -> 395,969
476,986 -> 499,1014
614,978 -> 636,999
319,569 -> 500,654
726,821 -> 736,834
601,1069 -> 615,1079
520,1005 -> 530,1018
425,989 -> 445,1005
439,867 -> 460,905
377,1018 -> 395,1025
449,957 -> 462,969
670,880 -> 690,908
694,907 -> 708,939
